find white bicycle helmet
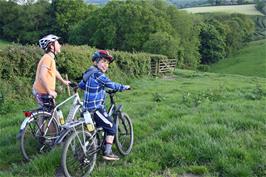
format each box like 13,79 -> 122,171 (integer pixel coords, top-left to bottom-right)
39,34 -> 60,50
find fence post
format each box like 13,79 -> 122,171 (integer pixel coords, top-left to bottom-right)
65,74 -> 70,96
156,59 -> 159,75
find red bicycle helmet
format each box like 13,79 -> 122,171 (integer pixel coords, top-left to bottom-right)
92,50 -> 114,63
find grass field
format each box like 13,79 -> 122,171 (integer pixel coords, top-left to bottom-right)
0,69 -> 265,176
0,39 -> 11,49
182,4 -> 264,16
209,39 -> 266,78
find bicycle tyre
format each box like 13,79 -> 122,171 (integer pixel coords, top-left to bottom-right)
20,111 -> 59,161
61,129 -> 97,177
115,112 -> 134,156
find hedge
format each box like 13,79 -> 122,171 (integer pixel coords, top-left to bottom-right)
0,44 -> 167,105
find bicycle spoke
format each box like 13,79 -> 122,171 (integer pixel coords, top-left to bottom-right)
20,111 -> 58,161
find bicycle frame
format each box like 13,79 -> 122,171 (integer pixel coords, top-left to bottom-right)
18,84 -> 82,142
107,90 -> 123,117
85,90 -> 124,153
42,91 -> 83,140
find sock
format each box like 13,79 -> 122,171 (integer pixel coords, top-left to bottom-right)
104,143 -> 112,155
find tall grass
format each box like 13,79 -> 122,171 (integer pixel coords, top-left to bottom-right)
0,69 -> 265,176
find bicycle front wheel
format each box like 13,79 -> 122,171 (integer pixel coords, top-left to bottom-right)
20,111 -> 58,161
61,129 -> 97,177
115,112 -> 134,156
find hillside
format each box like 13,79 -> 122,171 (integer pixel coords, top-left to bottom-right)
209,39 -> 266,78
0,70 -> 265,176
182,4 -> 264,15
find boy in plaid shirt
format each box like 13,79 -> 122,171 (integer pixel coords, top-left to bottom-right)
79,50 -> 130,160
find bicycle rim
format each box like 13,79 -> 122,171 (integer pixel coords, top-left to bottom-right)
61,130 -> 97,177
20,111 -> 58,161
115,112 -> 134,156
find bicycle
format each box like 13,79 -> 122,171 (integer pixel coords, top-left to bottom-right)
17,83 -> 83,161
60,89 -> 134,177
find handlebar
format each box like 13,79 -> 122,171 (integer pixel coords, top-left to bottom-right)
69,82 -> 78,88
106,87 -> 131,95
106,90 -> 117,94
69,82 -> 79,93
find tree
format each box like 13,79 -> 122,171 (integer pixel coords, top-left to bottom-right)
52,0 -> 94,42
77,0 -> 173,51
143,32 -> 180,58
165,6 -> 201,68
0,0 -> 52,44
199,22 -> 226,64
0,1 -> 20,40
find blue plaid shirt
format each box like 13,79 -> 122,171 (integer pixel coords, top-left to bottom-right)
79,67 -> 127,111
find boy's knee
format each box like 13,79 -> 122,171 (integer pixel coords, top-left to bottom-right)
106,124 -> 116,136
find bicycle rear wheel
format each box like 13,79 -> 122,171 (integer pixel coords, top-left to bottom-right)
20,111 -> 58,161
115,112 -> 134,156
61,129 -> 97,177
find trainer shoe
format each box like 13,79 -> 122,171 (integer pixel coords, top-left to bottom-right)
103,152 -> 120,161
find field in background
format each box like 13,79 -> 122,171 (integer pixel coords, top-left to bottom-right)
209,39 -> 266,78
182,4 -> 264,15
0,69 -> 265,177
0,39 -> 11,49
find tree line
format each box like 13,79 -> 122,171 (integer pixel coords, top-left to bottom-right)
0,0 -> 256,68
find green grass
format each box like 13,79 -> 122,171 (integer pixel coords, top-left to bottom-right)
0,39 -> 11,49
209,39 -> 266,78
0,69 -> 265,176
182,4 -> 264,16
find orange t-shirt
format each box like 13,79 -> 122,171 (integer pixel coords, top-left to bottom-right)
33,54 -> 56,94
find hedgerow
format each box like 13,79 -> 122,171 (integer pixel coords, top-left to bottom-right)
0,44 -> 166,113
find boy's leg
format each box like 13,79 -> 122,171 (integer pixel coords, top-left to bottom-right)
94,109 -> 119,160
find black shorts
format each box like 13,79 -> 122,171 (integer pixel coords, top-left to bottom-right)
93,108 -> 116,136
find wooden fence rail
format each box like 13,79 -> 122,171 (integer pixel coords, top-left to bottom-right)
151,58 -> 177,75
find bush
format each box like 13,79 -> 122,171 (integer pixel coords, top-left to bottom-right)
0,44 -> 42,80
0,44 -> 166,106
57,45 -> 153,82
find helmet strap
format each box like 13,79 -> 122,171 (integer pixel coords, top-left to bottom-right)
52,42 -> 56,56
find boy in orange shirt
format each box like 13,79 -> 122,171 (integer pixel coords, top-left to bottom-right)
33,34 -> 70,108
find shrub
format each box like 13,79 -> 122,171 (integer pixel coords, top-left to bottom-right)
0,44 -> 166,108
0,44 -> 42,80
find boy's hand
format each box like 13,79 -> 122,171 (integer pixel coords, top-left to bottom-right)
124,85 -> 131,90
63,80 -> 71,86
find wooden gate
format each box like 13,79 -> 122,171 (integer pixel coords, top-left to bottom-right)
151,58 -> 177,75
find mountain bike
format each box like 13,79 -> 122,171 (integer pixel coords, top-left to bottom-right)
17,83 -> 83,161
61,89 -> 134,177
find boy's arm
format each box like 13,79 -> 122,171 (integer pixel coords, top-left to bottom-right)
95,73 -> 128,91
78,80 -> 86,90
56,70 -> 70,86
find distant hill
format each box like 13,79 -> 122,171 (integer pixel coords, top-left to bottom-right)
84,0 -> 257,9
209,39 -> 266,78
84,0 -> 207,6
84,0 -> 108,4
182,4 -> 264,15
